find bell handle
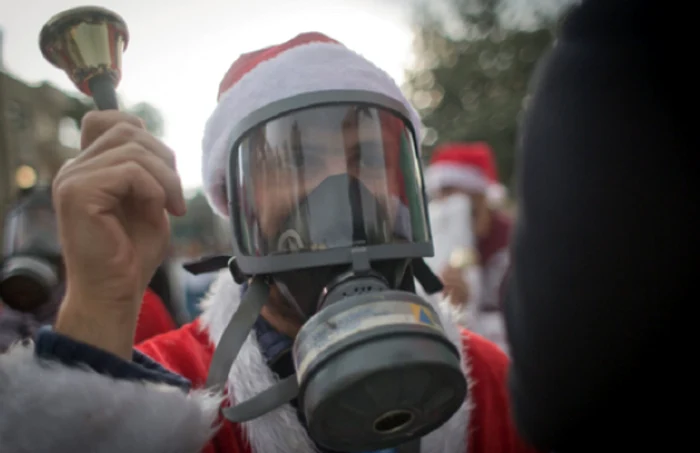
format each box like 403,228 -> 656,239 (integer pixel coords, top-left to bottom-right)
89,74 -> 119,110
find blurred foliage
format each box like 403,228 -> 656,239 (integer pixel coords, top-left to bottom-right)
404,0 -> 559,189
64,95 -> 93,126
127,102 -> 165,138
64,95 -> 165,138
170,191 -> 219,248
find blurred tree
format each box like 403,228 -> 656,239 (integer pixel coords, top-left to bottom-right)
404,0 -> 560,190
126,101 -> 165,138
170,191 -> 217,248
64,96 -> 93,126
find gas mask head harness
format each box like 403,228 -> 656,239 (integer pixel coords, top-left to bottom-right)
192,90 -> 466,452
1,186 -> 62,312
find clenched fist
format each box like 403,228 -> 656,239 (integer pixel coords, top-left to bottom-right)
54,111 -> 186,358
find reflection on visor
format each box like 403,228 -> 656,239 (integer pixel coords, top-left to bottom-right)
230,104 -> 429,257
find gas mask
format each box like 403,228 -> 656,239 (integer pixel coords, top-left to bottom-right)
201,91 -> 466,452
1,187 -> 62,312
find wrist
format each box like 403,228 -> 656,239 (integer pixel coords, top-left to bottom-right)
55,293 -> 140,360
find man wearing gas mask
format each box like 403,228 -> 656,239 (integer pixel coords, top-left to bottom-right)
0,33 -> 538,453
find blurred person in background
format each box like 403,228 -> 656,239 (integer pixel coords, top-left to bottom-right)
424,142 -> 512,352
136,267 -> 179,342
149,260 -> 192,326
423,185 -> 483,328
0,187 -> 177,351
1,281 -> 176,351
504,0 -> 694,450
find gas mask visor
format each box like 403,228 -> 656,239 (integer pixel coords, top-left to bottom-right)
1,187 -> 61,312
227,95 -> 432,274
208,91 -> 466,452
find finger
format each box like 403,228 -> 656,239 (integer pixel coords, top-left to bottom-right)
81,111 -> 144,150
58,143 -> 186,216
56,160 -> 168,227
77,120 -> 177,171
71,143 -> 185,216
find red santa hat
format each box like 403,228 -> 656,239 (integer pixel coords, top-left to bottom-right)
201,32 -> 423,217
425,142 -> 507,206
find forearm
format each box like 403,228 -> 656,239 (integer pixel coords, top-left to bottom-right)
55,294 -> 139,360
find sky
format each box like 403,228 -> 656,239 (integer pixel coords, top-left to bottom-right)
0,0 -> 417,190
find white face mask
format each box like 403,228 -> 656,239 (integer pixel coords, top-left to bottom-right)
425,194 -> 475,274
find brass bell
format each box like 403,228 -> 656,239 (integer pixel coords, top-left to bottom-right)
39,6 -> 129,110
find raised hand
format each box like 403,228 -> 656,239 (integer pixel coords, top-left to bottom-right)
53,111 -> 186,358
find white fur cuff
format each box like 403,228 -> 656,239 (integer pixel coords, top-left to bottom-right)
0,343 -> 221,453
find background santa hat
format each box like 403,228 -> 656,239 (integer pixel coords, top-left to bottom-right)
201,32 -> 423,217
424,142 -> 508,207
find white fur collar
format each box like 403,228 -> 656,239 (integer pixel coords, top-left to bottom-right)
200,271 -> 471,453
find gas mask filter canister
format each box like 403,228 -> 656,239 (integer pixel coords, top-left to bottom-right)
292,275 -> 466,452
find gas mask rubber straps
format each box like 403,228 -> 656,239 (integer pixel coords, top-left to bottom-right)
205,90 -> 467,452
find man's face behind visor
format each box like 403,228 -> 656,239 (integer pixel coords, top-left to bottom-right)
230,104 -> 430,257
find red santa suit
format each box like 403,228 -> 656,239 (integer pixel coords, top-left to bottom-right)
134,288 -> 177,344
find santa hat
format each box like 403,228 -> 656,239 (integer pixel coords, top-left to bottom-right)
201,32 -> 423,217
425,142 -> 508,206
